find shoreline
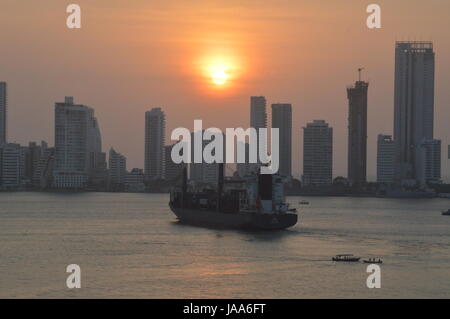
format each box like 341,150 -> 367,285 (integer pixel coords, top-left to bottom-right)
0,189 -> 449,199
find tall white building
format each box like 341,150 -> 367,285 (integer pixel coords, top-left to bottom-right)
109,148 -> 127,186
145,108 -> 165,181
394,41 -> 436,185
272,103 -> 292,178
0,82 -> 6,145
377,135 -> 395,184
302,120 -> 333,186
53,97 -> 103,189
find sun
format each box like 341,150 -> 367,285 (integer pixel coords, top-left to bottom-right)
211,68 -> 228,85
198,54 -> 239,89
195,50 -> 245,92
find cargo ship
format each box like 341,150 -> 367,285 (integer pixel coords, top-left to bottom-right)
169,164 -> 298,230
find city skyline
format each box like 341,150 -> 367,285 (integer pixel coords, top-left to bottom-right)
2,53 -> 450,188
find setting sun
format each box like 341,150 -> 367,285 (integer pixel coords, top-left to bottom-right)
204,59 -> 233,88
196,51 -> 244,91
211,68 -> 228,85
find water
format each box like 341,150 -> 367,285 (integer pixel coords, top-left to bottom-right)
1,192 -> 450,298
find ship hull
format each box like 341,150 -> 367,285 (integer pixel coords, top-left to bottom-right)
170,205 -> 297,230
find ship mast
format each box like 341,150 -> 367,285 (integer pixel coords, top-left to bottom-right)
181,166 -> 187,209
217,163 -> 224,212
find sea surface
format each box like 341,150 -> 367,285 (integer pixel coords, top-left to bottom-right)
0,192 -> 450,298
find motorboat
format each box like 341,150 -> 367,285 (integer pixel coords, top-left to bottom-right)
363,258 -> 383,264
332,254 -> 360,262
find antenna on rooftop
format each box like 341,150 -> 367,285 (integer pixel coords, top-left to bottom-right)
358,68 -> 364,81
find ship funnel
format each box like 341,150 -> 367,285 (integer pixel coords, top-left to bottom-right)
258,174 -> 272,200
258,170 -> 273,213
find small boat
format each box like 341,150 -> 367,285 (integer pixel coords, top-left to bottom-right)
299,200 -> 310,205
442,209 -> 450,216
363,258 -> 383,264
332,254 -> 360,262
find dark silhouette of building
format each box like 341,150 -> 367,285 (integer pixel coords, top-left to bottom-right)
394,41 -> 437,185
164,143 -> 186,183
347,77 -> 368,185
376,134 -> 395,184
272,103 -> 292,178
303,120 -> 333,186
144,108 -> 165,181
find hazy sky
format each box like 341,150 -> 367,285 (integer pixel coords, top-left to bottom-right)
1,0 -> 449,180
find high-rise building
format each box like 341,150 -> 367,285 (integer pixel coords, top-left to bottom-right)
421,139 -> 441,184
377,135 -> 395,184
0,82 -> 6,145
394,41 -> 435,185
347,79 -> 368,185
145,108 -> 165,181
271,103 -> 292,178
237,96 -> 268,177
53,97 -> 103,189
88,151 -> 108,189
34,143 -> 54,189
250,96 -> 267,130
0,143 -> 24,190
108,148 -> 127,187
25,141 -> 51,188
25,142 -> 40,185
88,118 -> 103,168
164,143 -> 186,182
302,120 -> 333,186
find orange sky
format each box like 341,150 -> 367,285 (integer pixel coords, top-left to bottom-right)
1,0 -> 450,180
